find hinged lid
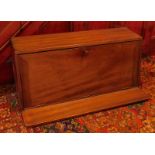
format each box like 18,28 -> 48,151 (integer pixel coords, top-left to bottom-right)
12,27 -> 142,55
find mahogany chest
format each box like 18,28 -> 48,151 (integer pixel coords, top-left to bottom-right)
12,27 -> 149,126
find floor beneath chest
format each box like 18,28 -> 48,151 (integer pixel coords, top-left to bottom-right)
0,56 -> 155,133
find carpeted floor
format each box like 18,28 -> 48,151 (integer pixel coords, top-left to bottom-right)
0,56 -> 155,133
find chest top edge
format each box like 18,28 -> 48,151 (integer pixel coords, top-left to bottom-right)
12,27 -> 142,55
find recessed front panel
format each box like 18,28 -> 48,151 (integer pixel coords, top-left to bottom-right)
18,42 -> 139,108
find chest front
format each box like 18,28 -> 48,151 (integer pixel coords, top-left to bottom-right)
12,28 -> 150,126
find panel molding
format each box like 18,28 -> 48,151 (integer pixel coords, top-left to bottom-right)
22,87 -> 150,126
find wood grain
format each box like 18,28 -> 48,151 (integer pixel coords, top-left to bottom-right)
12,27 -> 142,54
22,87 -> 150,126
12,28 -> 149,126
17,42 -> 140,108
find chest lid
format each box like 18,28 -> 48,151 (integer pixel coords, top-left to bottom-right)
12,27 -> 142,55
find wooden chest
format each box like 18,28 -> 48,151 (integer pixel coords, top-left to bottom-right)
12,27 -> 150,126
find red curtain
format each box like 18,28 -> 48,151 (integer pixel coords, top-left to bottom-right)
0,21 -> 155,85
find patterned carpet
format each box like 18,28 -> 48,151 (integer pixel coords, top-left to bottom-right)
0,56 -> 155,133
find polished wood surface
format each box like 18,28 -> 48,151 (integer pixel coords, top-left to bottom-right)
18,41 -> 141,108
12,28 -> 149,126
12,27 -> 142,54
22,87 -> 150,126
